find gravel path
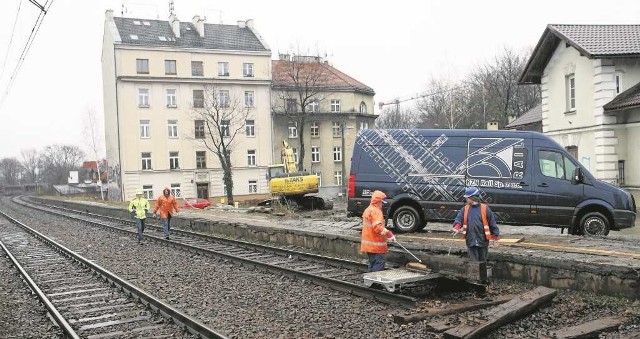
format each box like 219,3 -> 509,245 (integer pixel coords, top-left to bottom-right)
0,220 -> 63,339
3,197 -> 640,338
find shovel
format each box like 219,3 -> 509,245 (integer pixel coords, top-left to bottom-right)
393,239 -> 422,263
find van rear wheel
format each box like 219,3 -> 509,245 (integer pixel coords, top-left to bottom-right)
580,212 -> 610,236
393,206 -> 421,233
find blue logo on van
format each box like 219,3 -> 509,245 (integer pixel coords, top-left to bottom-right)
467,138 -> 528,180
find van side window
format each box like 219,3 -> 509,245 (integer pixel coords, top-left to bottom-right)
538,150 -> 577,180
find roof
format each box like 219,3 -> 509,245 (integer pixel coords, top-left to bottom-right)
505,105 -> 542,128
112,17 -> 269,52
271,60 -> 375,95
520,24 -> 640,84
603,81 -> 640,112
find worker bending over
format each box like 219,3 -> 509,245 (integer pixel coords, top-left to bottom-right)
452,186 -> 500,262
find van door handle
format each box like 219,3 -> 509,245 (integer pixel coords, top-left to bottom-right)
537,183 -> 548,188
519,182 -> 529,187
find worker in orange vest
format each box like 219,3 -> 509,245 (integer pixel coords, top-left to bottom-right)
360,190 -> 395,272
153,187 -> 179,240
452,187 -> 500,262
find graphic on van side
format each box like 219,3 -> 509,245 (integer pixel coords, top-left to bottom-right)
467,138 -> 527,180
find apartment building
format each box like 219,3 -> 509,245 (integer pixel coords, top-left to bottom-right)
102,10 -> 272,201
271,56 -> 377,197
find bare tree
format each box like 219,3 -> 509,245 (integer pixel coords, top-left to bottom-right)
193,85 -> 251,205
21,149 -> 40,183
375,105 -> 419,129
40,144 -> 85,185
272,54 -> 332,169
82,107 -> 105,199
0,158 -> 23,185
417,78 -> 474,129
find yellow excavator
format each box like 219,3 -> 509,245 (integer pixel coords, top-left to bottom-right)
259,140 -> 333,210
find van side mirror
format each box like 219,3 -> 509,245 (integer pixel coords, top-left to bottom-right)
572,168 -> 583,184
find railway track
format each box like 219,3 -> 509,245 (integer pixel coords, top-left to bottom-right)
0,208 -> 227,339
15,196 -> 418,308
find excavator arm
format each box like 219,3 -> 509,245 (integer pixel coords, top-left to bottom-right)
281,140 -> 298,173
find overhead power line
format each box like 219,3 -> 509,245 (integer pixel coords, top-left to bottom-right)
0,0 -> 24,84
0,0 -> 54,109
379,85 -> 469,109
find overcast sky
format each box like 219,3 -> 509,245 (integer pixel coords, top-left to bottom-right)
0,0 -> 638,159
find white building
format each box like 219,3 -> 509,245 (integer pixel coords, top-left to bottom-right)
102,10 -> 272,201
520,24 -> 640,199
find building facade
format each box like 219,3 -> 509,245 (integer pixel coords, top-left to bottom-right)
271,56 -> 377,197
102,10 -> 272,201
520,25 -> 640,197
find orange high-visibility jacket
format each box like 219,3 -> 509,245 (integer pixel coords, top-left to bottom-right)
153,190 -> 179,218
462,203 -> 492,240
360,190 -> 388,254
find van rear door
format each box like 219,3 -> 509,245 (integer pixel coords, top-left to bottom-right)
533,145 -> 584,227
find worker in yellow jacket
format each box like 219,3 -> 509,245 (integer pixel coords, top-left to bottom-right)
128,189 -> 150,244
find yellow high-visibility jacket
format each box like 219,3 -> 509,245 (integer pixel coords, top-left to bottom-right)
128,197 -> 150,219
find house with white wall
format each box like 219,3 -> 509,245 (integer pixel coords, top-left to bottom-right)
520,24 -> 640,199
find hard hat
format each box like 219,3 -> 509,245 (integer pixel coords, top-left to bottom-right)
463,186 -> 480,198
135,189 -> 143,195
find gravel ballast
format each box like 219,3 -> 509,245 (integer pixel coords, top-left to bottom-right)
2,197 -> 640,338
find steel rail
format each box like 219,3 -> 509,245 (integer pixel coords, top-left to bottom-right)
0,208 -> 228,339
17,196 -> 418,308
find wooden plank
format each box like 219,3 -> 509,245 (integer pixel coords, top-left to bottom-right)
444,286 -> 557,339
426,318 -> 460,333
548,316 -> 626,339
393,295 -> 514,324
496,238 -> 524,243
502,242 -> 640,259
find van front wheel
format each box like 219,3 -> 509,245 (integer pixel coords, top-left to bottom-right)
580,212 -> 610,236
393,206 -> 421,233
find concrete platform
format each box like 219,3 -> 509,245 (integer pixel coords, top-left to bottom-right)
34,197 -> 640,299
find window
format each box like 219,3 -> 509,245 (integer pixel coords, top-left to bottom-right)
140,120 -> 150,138
311,146 -> 320,162
615,73 -> 622,95
220,90 -> 230,108
196,151 -> 207,169
247,150 -> 256,166
169,152 -> 179,169
248,180 -> 258,193
197,183 -> 209,199
310,121 -> 319,137
292,148 -> 299,164
243,63 -> 254,77
221,120 -> 230,137
218,62 -> 229,76
314,171 -> 322,187
618,160 -> 625,185
136,59 -> 149,74
286,99 -> 297,112
191,61 -> 203,76
566,75 -> 576,111
133,20 -> 141,25
141,152 -> 152,170
288,122 -> 298,138
332,122 -> 341,137
130,34 -> 139,40
334,171 -> 343,186
245,91 -> 254,107
565,146 -> 578,159
359,101 -> 367,113
308,100 -> 319,112
165,60 -> 176,75
166,89 -> 177,107
168,120 -> 178,138
333,146 -> 342,162
142,185 -> 153,199
194,120 -> 205,139
193,90 -> 204,108
538,150 -> 577,181
331,99 -> 341,112
360,122 -> 369,130
245,119 -> 255,137
138,88 -> 149,107
170,183 -> 181,197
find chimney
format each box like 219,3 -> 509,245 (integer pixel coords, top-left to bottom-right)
237,20 -> 246,28
487,121 -> 499,130
246,19 -> 254,29
193,15 -> 205,37
170,14 -> 180,38
105,9 -> 114,20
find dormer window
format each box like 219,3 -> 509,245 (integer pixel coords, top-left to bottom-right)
143,21 -> 150,26
158,36 -> 167,41
130,34 -> 139,40
133,21 -> 141,25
